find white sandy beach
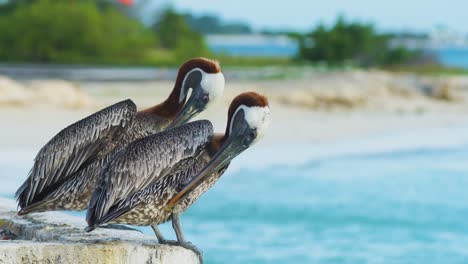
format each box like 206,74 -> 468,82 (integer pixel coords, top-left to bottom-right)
1,70 -> 468,150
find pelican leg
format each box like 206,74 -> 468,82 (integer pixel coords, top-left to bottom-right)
171,213 -> 185,242
171,213 -> 203,263
151,225 -> 166,243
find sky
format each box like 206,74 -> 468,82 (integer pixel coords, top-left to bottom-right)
171,0 -> 468,34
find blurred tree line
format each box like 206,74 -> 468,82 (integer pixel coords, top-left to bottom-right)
0,1 -> 427,67
0,0 -> 209,64
297,16 -> 423,67
183,13 -> 252,34
152,8 -> 210,60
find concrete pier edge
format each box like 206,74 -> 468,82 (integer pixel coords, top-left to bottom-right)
0,198 -> 200,264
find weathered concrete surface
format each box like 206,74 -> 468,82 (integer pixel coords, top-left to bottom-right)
0,198 -> 200,264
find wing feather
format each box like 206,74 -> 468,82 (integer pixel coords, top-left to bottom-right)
17,99 -> 137,208
86,120 -> 213,227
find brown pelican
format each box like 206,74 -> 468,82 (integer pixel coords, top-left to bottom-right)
16,57 -> 225,215
85,92 -> 271,257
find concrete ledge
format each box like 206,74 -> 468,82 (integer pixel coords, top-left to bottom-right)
0,198 -> 199,264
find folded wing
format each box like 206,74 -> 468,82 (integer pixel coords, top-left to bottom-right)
86,120 -> 213,227
17,99 -> 137,209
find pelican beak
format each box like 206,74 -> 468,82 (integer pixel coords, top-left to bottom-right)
170,83 -> 208,128
166,117 -> 253,207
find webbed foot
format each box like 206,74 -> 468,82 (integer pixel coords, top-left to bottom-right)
160,240 -> 203,263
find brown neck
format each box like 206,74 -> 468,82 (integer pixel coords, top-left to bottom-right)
208,134 -> 226,156
140,85 -> 184,119
140,57 -> 222,119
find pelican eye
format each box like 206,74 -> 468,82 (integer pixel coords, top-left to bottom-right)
248,130 -> 257,141
202,94 -> 209,104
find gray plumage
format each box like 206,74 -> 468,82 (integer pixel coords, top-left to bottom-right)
86,120 -> 227,228
17,99 -> 172,214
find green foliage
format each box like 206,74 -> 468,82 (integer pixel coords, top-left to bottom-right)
382,46 -> 421,66
299,16 -> 421,67
184,13 -> 252,34
386,64 -> 468,76
0,3 -> 432,68
0,0 -> 156,64
152,8 -> 210,61
218,55 -> 293,67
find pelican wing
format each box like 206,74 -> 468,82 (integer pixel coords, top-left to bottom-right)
99,155 -> 230,226
17,99 -> 137,208
86,120 -> 213,227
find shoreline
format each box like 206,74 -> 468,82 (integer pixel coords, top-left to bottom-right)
2,110 -> 468,169
1,105 -> 467,146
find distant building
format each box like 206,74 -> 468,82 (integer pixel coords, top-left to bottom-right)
206,34 -> 299,57
428,26 -> 468,48
391,26 -> 468,50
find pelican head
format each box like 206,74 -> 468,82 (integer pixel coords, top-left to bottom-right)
171,57 -> 225,127
220,91 -> 271,158
167,92 -> 270,207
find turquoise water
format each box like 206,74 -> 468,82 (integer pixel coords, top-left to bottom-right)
432,48 -> 468,70
177,146 -> 468,263
209,43 -> 298,58
2,130 -> 468,263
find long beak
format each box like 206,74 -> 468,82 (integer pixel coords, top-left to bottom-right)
166,135 -> 241,207
170,84 -> 206,128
